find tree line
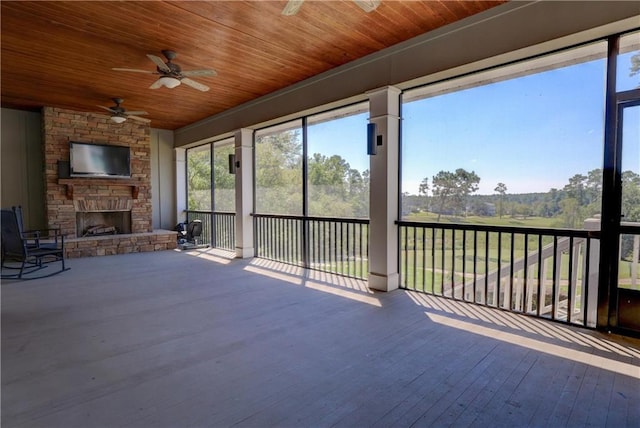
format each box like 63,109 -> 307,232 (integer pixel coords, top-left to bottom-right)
187,130 -> 369,218
404,167 -> 640,228
190,136 -> 640,229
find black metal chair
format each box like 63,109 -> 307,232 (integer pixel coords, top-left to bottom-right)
186,220 -> 203,245
12,205 -> 61,251
1,208 -> 68,279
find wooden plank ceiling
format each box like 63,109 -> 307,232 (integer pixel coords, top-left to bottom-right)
1,1 -> 505,130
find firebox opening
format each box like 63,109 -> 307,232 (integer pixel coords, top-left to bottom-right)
76,211 -> 132,237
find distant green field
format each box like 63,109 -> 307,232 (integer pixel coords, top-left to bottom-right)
404,212 -> 561,228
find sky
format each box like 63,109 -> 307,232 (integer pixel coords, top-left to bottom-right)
303,46 -> 639,196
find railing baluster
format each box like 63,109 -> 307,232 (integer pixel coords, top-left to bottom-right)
450,229 -> 455,298
473,230 -> 477,303
552,236 -> 558,320
422,227 -> 427,292
271,218 -> 275,259
583,237 -> 591,326
413,226 -> 418,290
567,236 -> 574,323
537,234 -> 543,317
323,221 -> 327,271
440,229 -> 445,296
431,227 -> 436,295
331,221 -> 338,273
523,233 -> 529,313
461,229 -> 466,301
496,231 -> 502,308
347,222 -> 352,277
340,221 -> 344,276
509,232 -> 515,310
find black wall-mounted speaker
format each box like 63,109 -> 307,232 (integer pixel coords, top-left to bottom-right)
228,154 -> 237,174
367,123 -> 377,155
57,160 -> 70,178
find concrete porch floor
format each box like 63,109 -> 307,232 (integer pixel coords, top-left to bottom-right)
2,249 -> 639,427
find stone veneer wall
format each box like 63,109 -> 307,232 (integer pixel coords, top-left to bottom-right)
42,107 -> 176,258
64,230 -> 177,258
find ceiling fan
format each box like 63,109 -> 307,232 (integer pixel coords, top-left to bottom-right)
112,50 -> 217,92
282,0 -> 380,15
97,98 -> 150,124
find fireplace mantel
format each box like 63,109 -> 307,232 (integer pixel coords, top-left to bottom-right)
58,178 -> 140,200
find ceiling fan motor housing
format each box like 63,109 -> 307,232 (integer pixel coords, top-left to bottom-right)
159,62 -> 182,76
110,98 -> 125,113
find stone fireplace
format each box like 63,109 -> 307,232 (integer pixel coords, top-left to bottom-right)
41,107 -> 176,257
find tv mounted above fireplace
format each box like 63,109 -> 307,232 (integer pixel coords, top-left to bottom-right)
69,141 -> 131,179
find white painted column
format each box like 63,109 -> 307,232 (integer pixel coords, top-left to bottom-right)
367,86 -> 401,292
234,128 -> 254,258
175,147 -> 187,224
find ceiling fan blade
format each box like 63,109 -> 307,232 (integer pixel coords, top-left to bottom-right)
112,67 -> 155,73
127,115 -> 151,123
149,79 -> 164,89
282,0 -> 304,15
97,105 -> 117,113
181,69 -> 217,77
147,54 -> 171,72
124,111 -> 148,116
354,0 -> 380,12
181,77 -> 210,92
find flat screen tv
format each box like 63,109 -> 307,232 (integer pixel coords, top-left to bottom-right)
69,142 -> 131,178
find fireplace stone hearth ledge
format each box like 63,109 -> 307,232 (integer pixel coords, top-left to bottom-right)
64,230 -> 178,258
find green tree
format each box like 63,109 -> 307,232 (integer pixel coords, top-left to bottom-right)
255,129 -> 303,214
213,144 -> 235,212
418,177 -> 430,211
563,174 -> 587,205
308,154 -> 349,195
584,168 -> 602,214
187,146 -> 211,210
494,182 -> 507,218
630,52 -> 640,87
559,198 -> 581,228
622,170 -> 640,222
540,188 -> 563,218
308,153 -> 369,218
346,167 -> 369,218
431,168 -> 480,221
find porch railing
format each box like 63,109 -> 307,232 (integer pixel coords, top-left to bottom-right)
398,221 -> 600,327
253,214 -> 369,279
185,210 -> 236,251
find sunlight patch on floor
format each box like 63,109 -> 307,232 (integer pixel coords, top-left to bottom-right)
304,280 -> 382,307
425,311 -> 640,379
406,291 -> 640,359
245,259 -> 380,306
244,264 -> 304,285
406,291 -> 640,364
178,247 -> 234,265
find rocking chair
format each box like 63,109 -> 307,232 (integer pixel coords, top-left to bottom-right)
1,208 -> 69,279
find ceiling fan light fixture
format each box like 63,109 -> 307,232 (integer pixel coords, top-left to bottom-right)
110,115 -> 127,124
354,0 -> 381,13
282,0 -> 304,15
158,76 -> 181,88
